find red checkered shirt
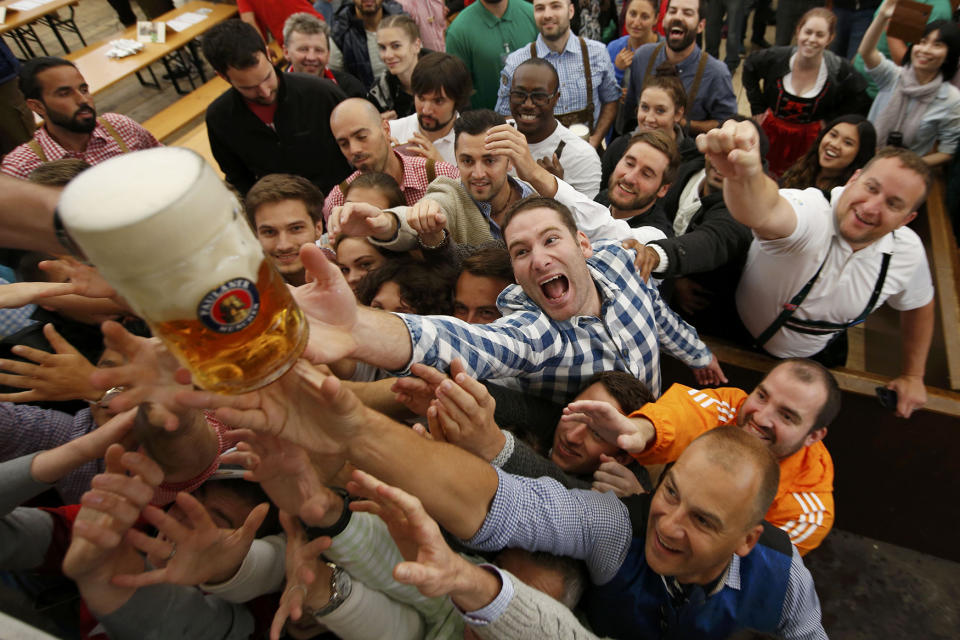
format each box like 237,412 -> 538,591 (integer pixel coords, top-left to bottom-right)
322,149 -> 460,220
1,112 -> 161,179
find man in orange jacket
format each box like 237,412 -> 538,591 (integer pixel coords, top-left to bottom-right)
563,358 -> 839,554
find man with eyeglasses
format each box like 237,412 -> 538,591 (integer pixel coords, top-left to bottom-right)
508,58 -> 602,199
495,0 -> 620,149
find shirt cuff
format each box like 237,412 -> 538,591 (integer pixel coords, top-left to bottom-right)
459,564 -> 515,626
490,430 -> 515,468
647,242 -> 669,275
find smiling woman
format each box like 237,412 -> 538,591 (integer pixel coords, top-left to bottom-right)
366,14 -> 426,120
742,7 -> 872,177
781,114 -> 878,195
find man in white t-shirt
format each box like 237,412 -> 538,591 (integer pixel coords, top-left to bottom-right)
700,120 -> 935,419
506,58 -> 602,198
388,53 -> 472,167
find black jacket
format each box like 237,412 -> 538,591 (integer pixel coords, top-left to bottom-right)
650,156 -> 752,279
594,189 -> 674,237
331,69 -> 366,98
742,46 -> 871,119
331,0 -> 405,90
205,69 -> 353,196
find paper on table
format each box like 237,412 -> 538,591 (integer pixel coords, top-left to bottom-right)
165,11 -> 207,32
9,0 -> 56,11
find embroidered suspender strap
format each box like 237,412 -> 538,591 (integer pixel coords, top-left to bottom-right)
784,252 -> 893,334
753,252 -> 830,349
686,50 -> 709,113
642,42 -> 665,87
425,158 -> 436,183
97,116 -> 129,153
27,139 -> 47,163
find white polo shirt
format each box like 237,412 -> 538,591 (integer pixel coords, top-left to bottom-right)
388,113 -> 457,167
526,120 -> 602,199
736,186 -> 933,358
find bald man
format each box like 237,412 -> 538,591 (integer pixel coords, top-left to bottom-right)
202,19 -> 352,195
323,97 -> 459,220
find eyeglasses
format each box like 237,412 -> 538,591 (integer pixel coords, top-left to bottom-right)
509,89 -> 557,106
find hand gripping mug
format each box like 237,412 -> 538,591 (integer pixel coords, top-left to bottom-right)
56,147 -> 308,393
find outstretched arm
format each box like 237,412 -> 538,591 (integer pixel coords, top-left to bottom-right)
859,0 -> 897,70
697,119 -> 797,241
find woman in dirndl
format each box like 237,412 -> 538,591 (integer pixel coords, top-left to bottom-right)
742,7 -> 871,177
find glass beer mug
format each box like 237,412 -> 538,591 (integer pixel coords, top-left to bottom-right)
57,147 -> 308,393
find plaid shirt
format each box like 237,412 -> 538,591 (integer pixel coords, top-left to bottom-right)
0,278 -> 37,339
495,34 -> 621,125
0,113 -> 161,179
322,150 -> 460,220
465,468 -> 827,640
394,241 -> 711,402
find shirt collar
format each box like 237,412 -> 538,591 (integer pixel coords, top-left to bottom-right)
478,0 -> 515,26
534,31 -> 579,57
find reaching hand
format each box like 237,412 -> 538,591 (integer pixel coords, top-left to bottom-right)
270,512 -> 334,640
592,455 -> 647,497
405,131 -> 442,164
290,244 -> 359,364
38,257 -> 119,301
114,491 -> 269,588
691,353 -> 727,387
561,399 -> 654,453
221,429 -> 345,518
0,280 -> 76,309
327,202 -> 397,242
176,360 -> 368,459
406,198 -> 447,247
391,361 -> 451,416
696,120 -> 763,182
629,243 -> 662,281
429,359 -> 505,462
484,124 -> 539,179
89,321 -> 192,430
614,47 -> 635,71
63,444 -> 165,612
0,324 -> 100,403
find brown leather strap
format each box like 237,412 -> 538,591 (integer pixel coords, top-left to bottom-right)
426,158 -> 436,183
578,37 -> 594,120
530,41 -> 537,58
27,138 -> 46,163
686,50 -> 709,113
97,115 -> 129,153
642,41 -> 666,87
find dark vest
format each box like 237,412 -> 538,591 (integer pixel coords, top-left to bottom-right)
584,525 -> 793,639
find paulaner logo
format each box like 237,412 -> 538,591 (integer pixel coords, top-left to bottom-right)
198,278 -> 260,333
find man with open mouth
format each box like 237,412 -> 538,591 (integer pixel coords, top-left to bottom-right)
622,0 -> 737,135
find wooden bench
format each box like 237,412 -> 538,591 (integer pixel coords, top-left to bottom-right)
924,178 -> 960,391
168,121 -> 222,179
142,76 -> 229,142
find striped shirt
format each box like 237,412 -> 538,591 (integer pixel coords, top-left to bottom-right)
393,241 -> 712,402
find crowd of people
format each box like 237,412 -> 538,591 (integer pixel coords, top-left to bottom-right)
0,0 -> 956,637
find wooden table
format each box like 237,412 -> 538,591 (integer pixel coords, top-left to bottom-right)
65,1 -> 236,96
0,0 -> 86,55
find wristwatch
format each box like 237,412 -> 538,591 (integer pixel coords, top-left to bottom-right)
304,562 -> 353,618
300,487 -> 353,540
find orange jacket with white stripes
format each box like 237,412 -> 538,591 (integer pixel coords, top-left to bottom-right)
628,384 -> 835,555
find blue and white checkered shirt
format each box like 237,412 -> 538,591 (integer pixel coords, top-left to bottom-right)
495,34 -> 621,126
463,468 -> 827,640
393,242 -> 711,402
0,278 -> 37,339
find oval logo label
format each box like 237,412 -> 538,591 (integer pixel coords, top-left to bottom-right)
197,278 -> 260,333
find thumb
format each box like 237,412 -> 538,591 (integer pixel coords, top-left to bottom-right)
239,502 -> 270,540
300,243 -> 344,287
617,432 -> 648,454
598,453 -> 615,463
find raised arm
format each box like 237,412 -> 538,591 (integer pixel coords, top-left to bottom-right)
858,0 -> 897,70
697,120 -> 797,240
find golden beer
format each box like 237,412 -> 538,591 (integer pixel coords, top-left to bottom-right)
57,148 -> 308,393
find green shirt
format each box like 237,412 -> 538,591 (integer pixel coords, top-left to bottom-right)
446,0 -> 538,110
853,0 -> 953,98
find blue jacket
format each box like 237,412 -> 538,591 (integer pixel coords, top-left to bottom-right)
330,0 -> 405,90
584,524 -> 794,639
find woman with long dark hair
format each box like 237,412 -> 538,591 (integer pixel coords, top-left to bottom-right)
859,0 -> 960,165
780,114 -> 878,195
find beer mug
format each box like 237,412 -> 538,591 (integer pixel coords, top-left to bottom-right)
57,147 -> 308,393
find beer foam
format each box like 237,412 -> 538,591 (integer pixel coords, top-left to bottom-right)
58,148 -> 263,322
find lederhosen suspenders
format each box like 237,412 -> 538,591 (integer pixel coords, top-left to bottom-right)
642,42 -> 709,114
339,159 -> 436,196
753,248 -> 893,349
530,38 -> 595,131
27,116 -> 130,162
